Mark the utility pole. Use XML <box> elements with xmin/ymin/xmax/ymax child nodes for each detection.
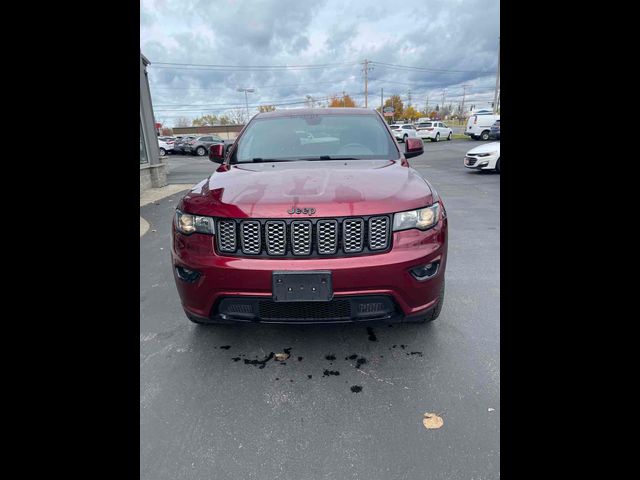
<box><xmin>407</xmin><ymin>89</ymin><xmax>412</xmax><ymax>109</ymax></box>
<box><xmin>425</xmin><ymin>95</ymin><xmax>429</xmax><ymax>115</ymax></box>
<box><xmin>493</xmin><ymin>38</ymin><xmax>500</xmax><ymax>114</ymax></box>
<box><xmin>342</xmin><ymin>90</ymin><xmax>346</xmax><ymax>107</ymax></box>
<box><xmin>237</xmin><ymin>87</ymin><xmax>255</xmax><ymax>120</ymax></box>
<box><xmin>362</xmin><ymin>59</ymin><xmax>373</xmax><ymax>108</ymax></box>
<box><xmin>461</xmin><ymin>84</ymin><xmax>471</xmax><ymax>116</ymax></box>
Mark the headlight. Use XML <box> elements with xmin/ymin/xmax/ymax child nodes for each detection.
<box><xmin>476</xmin><ymin>151</ymin><xmax>497</xmax><ymax>157</ymax></box>
<box><xmin>174</xmin><ymin>210</ymin><xmax>214</xmax><ymax>235</ymax></box>
<box><xmin>393</xmin><ymin>204</ymin><xmax>440</xmax><ymax>232</ymax></box>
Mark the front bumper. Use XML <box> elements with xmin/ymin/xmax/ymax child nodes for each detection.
<box><xmin>464</xmin><ymin>154</ymin><xmax>499</xmax><ymax>170</ymax></box>
<box><xmin>171</xmin><ymin>220</ymin><xmax>447</xmax><ymax>323</ymax></box>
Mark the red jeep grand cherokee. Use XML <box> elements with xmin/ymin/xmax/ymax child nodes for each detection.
<box><xmin>171</xmin><ymin>108</ymin><xmax>448</xmax><ymax>324</ymax></box>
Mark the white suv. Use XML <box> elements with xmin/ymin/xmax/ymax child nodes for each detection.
<box><xmin>417</xmin><ymin>121</ymin><xmax>453</xmax><ymax>142</ymax></box>
<box><xmin>388</xmin><ymin>123</ymin><xmax>418</xmax><ymax>142</ymax></box>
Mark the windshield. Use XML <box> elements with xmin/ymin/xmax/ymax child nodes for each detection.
<box><xmin>234</xmin><ymin>114</ymin><xmax>399</xmax><ymax>162</ymax></box>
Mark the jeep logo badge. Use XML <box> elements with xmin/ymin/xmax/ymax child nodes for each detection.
<box><xmin>288</xmin><ymin>207</ymin><xmax>316</xmax><ymax>215</ymax></box>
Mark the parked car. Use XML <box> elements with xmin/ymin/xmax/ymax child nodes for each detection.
<box><xmin>174</xmin><ymin>135</ymin><xmax>197</xmax><ymax>154</ymax></box>
<box><xmin>464</xmin><ymin>113</ymin><xmax>500</xmax><ymax>140</ymax></box>
<box><xmin>172</xmin><ymin>108</ymin><xmax>447</xmax><ymax>325</ymax></box>
<box><xmin>184</xmin><ymin>135</ymin><xmax>225</xmax><ymax>156</ymax></box>
<box><xmin>416</xmin><ymin>121</ymin><xmax>453</xmax><ymax>142</ymax></box>
<box><xmin>389</xmin><ymin>123</ymin><xmax>419</xmax><ymax>142</ymax></box>
<box><xmin>463</xmin><ymin>141</ymin><xmax>500</xmax><ymax>172</ymax></box>
<box><xmin>158</xmin><ymin>138</ymin><xmax>175</xmax><ymax>156</ymax></box>
<box><xmin>489</xmin><ymin>120</ymin><xmax>500</xmax><ymax>140</ymax></box>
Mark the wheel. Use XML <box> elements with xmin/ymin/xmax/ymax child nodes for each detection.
<box><xmin>403</xmin><ymin>134</ymin><xmax>408</xmax><ymax>143</ymax></box>
<box><xmin>404</xmin><ymin>282</ymin><xmax>445</xmax><ymax>323</ymax></box>
<box><xmin>480</xmin><ymin>130</ymin><xmax>490</xmax><ymax>141</ymax></box>
<box><xmin>434</xmin><ymin>133</ymin><xmax>440</xmax><ymax>142</ymax></box>
<box><xmin>495</xmin><ymin>158</ymin><xmax>500</xmax><ymax>173</ymax></box>
<box><xmin>159</xmin><ymin>147</ymin><xmax>166</xmax><ymax>156</ymax></box>
<box><xmin>196</xmin><ymin>146</ymin><xmax>206</xmax><ymax>156</ymax></box>
<box><xmin>447</xmin><ymin>132</ymin><xmax>452</xmax><ymax>141</ymax></box>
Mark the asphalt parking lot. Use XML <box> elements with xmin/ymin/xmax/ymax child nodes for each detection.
<box><xmin>141</xmin><ymin>139</ymin><xmax>500</xmax><ymax>479</ymax></box>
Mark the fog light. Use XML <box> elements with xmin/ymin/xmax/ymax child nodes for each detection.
<box><xmin>175</xmin><ymin>266</ymin><xmax>201</xmax><ymax>283</ymax></box>
<box><xmin>479</xmin><ymin>161</ymin><xmax>489</xmax><ymax>167</ymax></box>
<box><xmin>410</xmin><ymin>261</ymin><xmax>440</xmax><ymax>281</ymax></box>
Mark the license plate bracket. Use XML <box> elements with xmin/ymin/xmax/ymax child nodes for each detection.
<box><xmin>272</xmin><ymin>271</ymin><xmax>333</xmax><ymax>302</ymax></box>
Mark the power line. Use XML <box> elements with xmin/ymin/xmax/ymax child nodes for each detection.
<box><xmin>149</xmin><ymin>61</ymin><xmax>360</xmax><ymax>71</ymax></box>
<box><xmin>370</xmin><ymin>61</ymin><xmax>492</xmax><ymax>75</ymax></box>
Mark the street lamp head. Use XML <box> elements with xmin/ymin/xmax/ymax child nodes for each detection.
<box><xmin>246</xmin><ymin>88</ymin><xmax>255</xmax><ymax>93</ymax></box>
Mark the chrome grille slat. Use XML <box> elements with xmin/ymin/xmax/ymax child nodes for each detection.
<box><xmin>368</xmin><ymin>216</ymin><xmax>389</xmax><ymax>250</ymax></box>
<box><xmin>343</xmin><ymin>218</ymin><xmax>364</xmax><ymax>253</ymax></box>
<box><xmin>215</xmin><ymin>216</ymin><xmax>389</xmax><ymax>256</ymax></box>
<box><xmin>217</xmin><ymin>220</ymin><xmax>237</xmax><ymax>252</ymax></box>
<box><xmin>265</xmin><ymin>221</ymin><xmax>286</xmax><ymax>255</ymax></box>
<box><xmin>317</xmin><ymin>220</ymin><xmax>338</xmax><ymax>255</ymax></box>
<box><xmin>240</xmin><ymin>221</ymin><xmax>261</xmax><ymax>254</ymax></box>
<box><xmin>291</xmin><ymin>221</ymin><xmax>312</xmax><ymax>255</ymax></box>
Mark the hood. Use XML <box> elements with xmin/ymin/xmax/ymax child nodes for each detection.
<box><xmin>179</xmin><ymin>159</ymin><xmax>434</xmax><ymax>218</ymax></box>
<box><xmin>467</xmin><ymin>141</ymin><xmax>500</xmax><ymax>155</ymax></box>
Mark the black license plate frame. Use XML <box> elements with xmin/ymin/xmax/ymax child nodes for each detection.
<box><xmin>272</xmin><ymin>271</ymin><xmax>333</xmax><ymax>302</ymax></box>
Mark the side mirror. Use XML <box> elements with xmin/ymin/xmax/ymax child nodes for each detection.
<box><xmin>209</xmin><ymin>143</ymin><xmax>225</xmax><ymax>163</ymax></box>
<box><xmin>404</xmin><ymin>137</ymin><xmax>424</xmax><ymax>159</ymax></box>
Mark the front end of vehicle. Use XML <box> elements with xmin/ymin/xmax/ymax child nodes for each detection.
<box><xmin>171</xmin><ymin>202</ymin><xmax>447</xmax><ymax>324</ymax></box>
<box><xmin>464</xmin><ymin>149</ymin><xmax>499</xmax><ymax>170</ymax></box>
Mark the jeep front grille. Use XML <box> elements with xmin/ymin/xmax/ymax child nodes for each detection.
<box><xmin>215</xmin><ymin>216</ymin><xmax>391</xmax><ymax>257</ymax></box>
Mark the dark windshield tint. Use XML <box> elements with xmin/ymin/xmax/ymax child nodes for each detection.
<box><xmin>235</xmin><ymin>114</ymin><xmax>399</xmax><ymax>162</ymax></box>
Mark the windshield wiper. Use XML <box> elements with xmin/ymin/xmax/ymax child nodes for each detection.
<box><xmin>249</xmin><ymin>158</ymin><xmax>296</xmax><ymax>163</ymax></box>
<box><xmin>307</xmin><ymin>156</ymin><xmax>359</xmax><ymax>160</ymax></box>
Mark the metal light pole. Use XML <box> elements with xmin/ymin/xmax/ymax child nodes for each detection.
<box><xmin>493</xmin><ymin>38</ymin><xmax>500</xmax><ymax>114</ymax></box>
<box><xmin>237</xmin><ymin>87</ymin><xmax>255</xmax><ymax>120</ymax></box>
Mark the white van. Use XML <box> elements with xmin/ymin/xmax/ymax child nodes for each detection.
<box><xmin>465</xmin><ymin>113</ymin><xmax>500</xmax><ymax>140</ymax></box>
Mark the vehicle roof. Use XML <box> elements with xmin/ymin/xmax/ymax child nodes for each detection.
<box><xmin>254</xmin><ymin>107</ymin><xmax>379</xmax><ymax>118</ymax></box>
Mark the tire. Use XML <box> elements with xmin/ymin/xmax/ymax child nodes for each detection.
<box><xmin>480</xmin><ymin>130</ymin><xmax>490</xmax><ymax>141</ymax></box>
<box><xmin>495</xmin><ymin>158</ymin><xmax>500</xmax><ymax>173</ymax></box>
<box><xmin>196</xmin><ymin>146</ymin><xmax>206</xmax><ymax>156</ymax></box>
<box><xmin>403</xmin><ymin>134</ymin><xmax>408</xmax><ymax>143</ymax></box>
<box><xmin>404</xmin><ymin>281</ymin><xmax>445</xmax><ymax>324</ymax></box>
<box><xmin>159</xmin><ymin>148</ymin><xmax>166</xmax><ymax>156</ymax></box>
<box><xmin>434</xmin><ymin>133</ymin><xmax>440</xmax><ymax>142</ymax></box>
<box><xmin>447</xmin><ymin>132</ymin><xmax>452</xmax><ymax>141</ymax></box>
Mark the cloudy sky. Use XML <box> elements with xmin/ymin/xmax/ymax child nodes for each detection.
<box><xmin>141</xmin><ymin>0</ymin><xmax>500</xmax><ymax>127</ymax></box>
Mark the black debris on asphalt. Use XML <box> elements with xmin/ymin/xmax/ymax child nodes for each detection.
<box><xmin>219</xmin><ymin>345</ymin><xmax>231</xmax><ymax>350</ymax></box>
<box><xmin>231</xmin><ymin>357</ymin><xmax>241</xmax><ymax>362</ymax></box>
<box><xmin>307</xmin><ymin>375</ymin><xmax>312</xmax><ymax>379</ymax></box>
<box><xmin>325</xmin><ymin>354</ymin><xmax>336</xmax><ymax>361</ymax></box>
<box><xmin>366</xmin><ymin>327</ymin><xmax>378</xmax><ymax>342</ymax></box>
<box><xmin>346</xmin><ymin>354</ymin><xmax>358</xmax><ymax>360</ymax></box>
<box><xmin>355</xmin><ymin>357</ymin><xmax>367</xmax><ymax>369</ymax></box>
<box><xmin>243</xmin><ymin>352</ymin><xmax>275</xmax><ymax>369</ymax></box>
<box><xmin>323</xmin><ymin>370</ymin><xmax>340</xmax><ymax>377</ymax></box>
<box><xmin>350</xmin><ymin>386</ymin><xmax>363</xmax><ymax>393</ymax></box>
